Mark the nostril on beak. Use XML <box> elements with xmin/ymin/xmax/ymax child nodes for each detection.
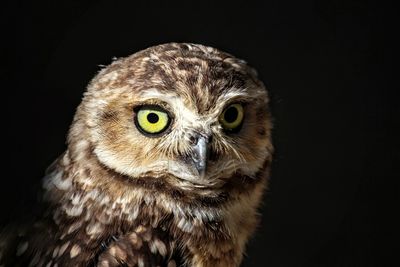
<box><xmin>189</xmin><ymin>135</ymin><xmax>197</xmax><ymax>145</ymax></box>
<box><xmin>189</xmin><ymin>132</ymin><xmax>212</xmax><ymax>144</ymax></box>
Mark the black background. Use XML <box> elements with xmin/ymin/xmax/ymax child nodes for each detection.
<box><xmin>1</xmin><ymin>0</ymin><xmax>397</xmax><ymax>266</ymax></box>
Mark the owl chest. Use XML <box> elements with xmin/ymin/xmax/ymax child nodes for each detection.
<box><xmin>59</xmin><ymin>195</ymin><xmax>218</xmax><ymax>240</ymax></box>
<box><xmin>55</xmin><ymin>192</ymin><xmax>237</xmax><ymax>266</ymax></box>
<box><xmin>57</xmin><ymin>191</ymin><xmax>156</xmax><ymax>239</ymax></box>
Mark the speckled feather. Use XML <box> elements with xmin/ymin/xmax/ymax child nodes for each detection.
<box><xmin>0</xmin><ymin>43</ymin><xmax>273</xmax><ymax>267</ymax></box>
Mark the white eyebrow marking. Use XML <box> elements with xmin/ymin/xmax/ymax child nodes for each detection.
<box><xmin>139</xmin><ymin>88</ymin><xmax>179</xmax><ymax>103</ymax></box>
<box><xmin>217</xmin><ymin>87</ymin><xmax>265</xmax><ymax>103</ymax></box>
<box><xmin>220</xmin><ymin>91</ymin><xmax>248</xmax><ymax>100</ymax></box>
<box><xmin>139</xmin><ymin>88</ymin><xmax>200</xmax><ymax>121</ymax></box>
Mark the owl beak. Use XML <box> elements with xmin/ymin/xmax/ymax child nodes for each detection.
<box><xmin>192</xmin><ymin>135</ymin><xmax>210</xmax><ymax>177</ymax></box>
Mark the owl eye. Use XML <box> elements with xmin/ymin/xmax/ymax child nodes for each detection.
<box><xmin>135</xmin><ymin>105</ymin><xmax>171</xmax><ymax>135</ymax></box>
<box><xmin>219</xmin><ymin>103</ymin><xmax>244</xmax><ymax>131</ymax></box>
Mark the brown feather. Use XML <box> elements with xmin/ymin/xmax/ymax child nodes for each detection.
<box><xmin>0</xmin><ymin>43</ymin><xmax>273</xmax><ymax>267</ymax></box>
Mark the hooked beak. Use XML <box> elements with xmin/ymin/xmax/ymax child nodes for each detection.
<box><xmin>191</xmin><ymin>134</ymin><xmax>210</xmax><ymax>178</ymax></box>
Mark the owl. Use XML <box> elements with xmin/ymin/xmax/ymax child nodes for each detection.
<box><xmin>0</xmin><ymin>43</ymin><xmax>273</xmax><ymax>267</ymax></box>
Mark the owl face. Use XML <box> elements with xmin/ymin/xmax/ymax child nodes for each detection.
<box><xmin>76</xmin><ymin>43</ymin><xmax>272</xmax><ymax>191</ymax></box>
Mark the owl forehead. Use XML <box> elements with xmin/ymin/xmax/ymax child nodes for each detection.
<box><xmin>91</xmin><ymin>43</ymin><xmax>266</xmax><ymax>112</ymax></box>
<box><xmin>136</xmin><ymin>89</ymin><xmax>223</xmax><ymax>125</ymax></box>
<box><xmin>134</xmin><ymin>54</ymin><xmax>253</xmax><ymax>112</ymax></box>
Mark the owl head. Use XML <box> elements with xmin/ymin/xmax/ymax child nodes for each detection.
<box><xmin>68</xmin><ymin>43</ymin><xmax>273</xmax><ymax>193</ymax></box>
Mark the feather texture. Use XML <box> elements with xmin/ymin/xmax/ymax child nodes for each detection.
<box><xmin>0</xmin><ymin>43</ymin><xmax>273</xmax><ymax>267</ymax></box>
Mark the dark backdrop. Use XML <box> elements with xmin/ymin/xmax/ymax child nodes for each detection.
<box><xmin>1</xmin><ymin>1</ymin><xmax>397</xmax><ymax>266</ymax></box>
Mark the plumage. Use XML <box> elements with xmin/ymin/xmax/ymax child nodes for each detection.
<box><xmin>0</xmin><ymin>43</ymin><xmax>273</xmax><ymax>267</ymax></box>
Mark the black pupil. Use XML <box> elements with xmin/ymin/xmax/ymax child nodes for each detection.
<box><xmin>147</xmin><ymin>113</ymin><xmax>159</xmax><ymax>123</ymax></box>
<box><xmin>224</xmin><ymin>106</ymin><xmax>238</xmax><ymax>123</ymax></box>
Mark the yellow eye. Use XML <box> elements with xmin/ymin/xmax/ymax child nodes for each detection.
<box><xmin>135</xmin><ymin>106</ymin><xmax>171</xmax><ymax>135</ymax></box>
<box><xmin>219</xmin><ymin>103</ymin><xmax>244</xmax><ymax>131</ymax></box>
